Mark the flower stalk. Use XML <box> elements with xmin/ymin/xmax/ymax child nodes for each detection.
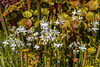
<box><xmin>24</xmin><ymin>53</ymin><xmax>28</xmax><ymax>67</ymax></box>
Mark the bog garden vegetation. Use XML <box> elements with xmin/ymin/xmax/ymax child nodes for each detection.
<box><xmin>0</xmin><ymin>0</ymin><xmax>100</xmax><ymax>67</ymax></box>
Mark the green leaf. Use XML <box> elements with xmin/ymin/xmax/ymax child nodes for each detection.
<box><xmin>41</xmin><ymin>8</ymin><xmax>50</xmax><ymax>15</ymax></box>
<box><xmin>88</xmin><ymin>47</ymin><xmax>96</xmax><ymax>55</ymax></box>
<box><xmin>86</xmin><ymin>11</ymin><xmax>94</xmax><ymax>21</ymax></box>
<box><xmin>22</xmin><ymin>11</ymin><xmax>32</xmax><ymax>18</ymax></box>
<box><xmin>89</xmin><ymin>1</ymin><xmax>99</xmax><ymax>10</ymax></box>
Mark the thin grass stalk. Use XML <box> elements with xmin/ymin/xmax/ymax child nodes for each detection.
<box><xmin>57</xmin><ymin>49</ymin><xmax>60</xmax><ymax>67</ymax></box>
<box><xmin>37</xmin><ymin>0</ymin><xmax>41</xmax><ymax>20</ymax></box>
<box><xmin>62</xmin><ymin>29</ymin><xmax>66</xmax><ymax>66</ymax></box>
<box><xmin>24</xmin><ymin>53</ymin><xmax>28</xmax><ymax>67</ymax></box>
<box><xmin>0</xmin><ymin>50</ymin><xmax>5</xmax><ymax>67</ymax></box>
<box><xmin>44</xmin><ymin>44</ymin><xmax>47</xmax><ymax>66</ymax></box>
<box><xmin>48</xmin><ymin>42</ymin><xmax>51</xmax><ymax>67</ymax></box>
<box><xmin>79</xmin><ymin>50</ymin><xmax>83</xmax><ymax>66</ymax></box>
<box><xmin>35</xmin><ymin>61</ymin><xmax>37</xmax><ymax>67</ymax></box>
<box><xmin>15</xmin><ymin>51</ymin><xmax>18</xmax><ymax>66</ymax></box>
<box><xmin>0</xmin><ymin>3</ymin><xmax>8</xmax><ymax>36</ymax></box>
<box><xmin>96</xmin><ymin>45</ymin><xmax>100</xmax><ymax>59</ymax></box>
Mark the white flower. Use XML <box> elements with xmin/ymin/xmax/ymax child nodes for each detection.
<box><xmin>54</xmin><ymin>30</ymin><xmax>60</xmax><ymax>35</ymax></box>
<box><xmin>54</xmin><ymin>43</ymin><xmax>63</xmax><ymax>48</ymax></box>
<box><xmin>40</xmin><ymin>22</ymin><xmax>48</xmax><ymax>27</ymax></box>
<box><xmin>91</xmin><ymin>28</ymin><xmax>99</xmax><ymax>33</ymax></box>
<box><xmin>54</xmin><ymin>19</ymin><xmax>59</xmax><ymax>25</ymax></box>
<box><xmin>26</xmin><ymin>43</ymin><xmax>31</xmax><ymax>46</ymax></box>
<box><xmin>59</xmin><ymin>18</ymin><xmax>65</xmax><ymax>24</ymax></box>
<box><xmin>34</xmin><ymin>45</ymin><xmax>40</xmax><ymax>50</ymax></box>
<box><xmin>91</xmin><ymin>20</ymin><xmax>99</xmax><ymax>27</ymax></box>
<box><xmin>69</xmin><ymin>43</ymin><xmax>73</xmax><ymax>48</ymax></box>
<box><xmin>69</xmin><ymin>42</ymin><xmax>77</xmax><ymax>48</ymax></box>
<box><xmin>26</xmin><ymin>36</ymin><xmax>33</xmax><ymax>41</ymax></box>
<box><xmin>77</xmin><ymin>10</ymin><xmax>81</xmax><ymax>12</ymax></box>
<box><xmin>79</xmin><ymin>15</ymin><xmax>83</xmax><ymax>20</ymax></box>
<box><xmin>15</xmin><ymin>26</ymin><xmax>27</xmax><ymax>35</ymax></box>
<box><xmin>2</xmin><ymin>40</ymin><xmax>9</xmax><ymax>46</ymax></box>
<box><xmin>10</xmin><ymin>43</ymin><xmax>16</xmax><ymax>47</ymax></box>
<box><xmin>51</xmin><ymin>37</ymin><xmax>56</xmax><ymax>41</ymax></box>
<box><xmin>79</xmin><ymin>43</ymin><xmax>86</xmax><ymax>52</ymax></box>
<box><xmin>77</xmin><ymin>10</ymin><xmax>82</xmax><ymax>15</ymax></box>
<box><xmin>12</xmin><ymin>47</ymin><xmax>15</xmax><ymax>51</ymax></box>
<box><xmin>33</xmin><ymin>32</ymin><xmax>38</xmax><ymax>36</ymax></box>
<box><xmin>88</xmin><ymin>28</ymin><xmax>92</xmax><ymax>32</ymax></box>
<box><xmin>62</xmin><ymin>34</ymin><xmax>66</xmax><ymax>38</ymax></box>
<box><xmin>74</xmin><ymin>42</ymin><xmax>77</xmax><ymax>47</ymax></box>
<box><xmin>10</xmin><ymin>26</ymin><xmax>16</xmax><ymax>31</ymax></box>
<box><xmin>72</xmin><ymin>9</ymin><xmax>77</xmax><ymax>16</ymax></box>
<box><xmin>28</xmin><ymin>27</ymin><xmax>35</xmax><ymax>33</ymax></box>
<box><xmin>71</xmin><ymin>17</ymin><xmax>76</xmax><ymax>21</ymax></box>
<box><xmin>73</xmin><ymin>50</ymin><xmax>80</xmax><ymax>53</ymax></box>
<box><xmin>20</xmin><ymin>42</ymin><xmax>25</xmax><ymax>46</ymax></box>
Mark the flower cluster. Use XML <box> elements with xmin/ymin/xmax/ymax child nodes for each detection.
<box><xmin>71</xmin><ymin>9</ymin><xmax>83</xmax><ymax>22</ymax></box>
<box><xmin>2</xmin><ymin>37</ymin><xmax>25</xmax><ymax>51</ymax></box>
<box><xmin>69</xmin><ymin>41</ymin><xmax>86</xmax><ymax>52</ymax></box>
<box><xmin>54</xmin><ymin>43</ymin><xmax>63</xmax><ymax>48</ymax></box>
<box><xmin>15</xmin><ymin>26</ymin><xmax>27</xmax><ymax>36</ymax></box>
<box><xmin>89</xmin><ymin>20</ymin><xmax>99</xmax><ymax>33</ymax></box>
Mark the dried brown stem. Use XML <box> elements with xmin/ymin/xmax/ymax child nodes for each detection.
<box><xmin>50</xmin><ymin>5</ymin><xmax>53</xmax><ymax>20</ymax></box>
<box><xmin>82</xmin><ymin>49</ymin><xmax>87</xmax><ymax>67</ymax></box>
<box><xmin>37</xmin><ymin>0</ymin><xmax>41</xmax><ymax>20</ymax></box>
<box><xmin>58</xmin><ymin>3</ymin><xmax>62</xmax><ymax>15</ymax></box>
<box><xmin>21</xmin><ymin>47</ymin><xmax>23</xmax><ymax>67</ymax></box>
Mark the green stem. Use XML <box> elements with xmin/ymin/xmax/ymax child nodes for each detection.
<box><xmin>24</xmin><ymin>53</ymin><xmax>28</xmax><ymax>67</ymax></box>
<box><xmin>0</xmin><ymin>3</ymin><xmax>8</xmax><ymax>36</ymax></box>
<box><xmin>44</xmin><ymin>44</ymin><xmax>47</xmax><ymax>66</ymax></box>
<box><xmin>57</xmin><ymin>49</ymin><xmax>60</xmax><ymax>67</ymax></box>
<box><xmin>96</xmin><ymin>45</ymin><xmax>100</xmax><ymax>59</ymax></box>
